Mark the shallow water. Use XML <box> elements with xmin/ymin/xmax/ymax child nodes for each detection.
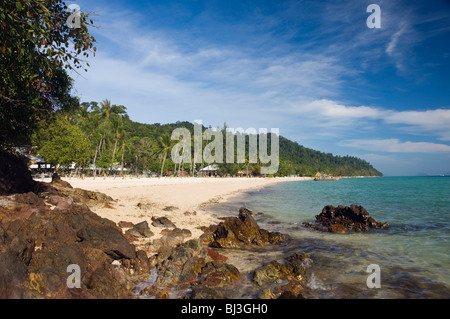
<box><xmin>205</xmin><ymin>176</ymin><xmax>450</xmax><ymax>298</ymax></box>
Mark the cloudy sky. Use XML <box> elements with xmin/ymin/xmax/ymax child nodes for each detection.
<box><xmin>71</xmin><ymin>0</ymin><xmax>450</xmax><ymax>176</ymax></box>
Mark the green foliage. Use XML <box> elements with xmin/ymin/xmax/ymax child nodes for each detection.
<box><xmin>31</xmin><ymin>101</ymin><xmax>382</xmax><ymax>177</ymax></box>
<box><xmin>278</xmin><ymin>136</ymin><xmax>383</xmax><ymax>176</ymax></box>
<box><xmin>32</xmin><ymin>114</ymin><xmax>90</xmax><ymax>167</ymax></box>
<box><xmin>0</xmin><ymin>0</ymin><xmax>96</xmax><ymax>147</ymax></box>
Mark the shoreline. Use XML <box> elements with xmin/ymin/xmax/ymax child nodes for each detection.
<box><xmin>57</xmin><ymin>176</ymin><xmax>312</xmax><ymax>243</ymax></box>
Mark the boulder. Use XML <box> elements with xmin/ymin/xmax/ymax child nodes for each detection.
<box><xmin>118</xmin><ymin>221</ymin><xmax>134</xmax><ymax>228</ymax></box>
<box><xmin>155</xmin><ymin>239</ymin><xmax>206</xmax><ymax>287</ymax></box>
<box><xmin>189</xmin><ymin>285</ymin><xmax>224</xmax><ymax>299</ymax></box>
<box><xmin>253</xmin><ymin>252</ymin><xmax>311</xmax><ymax>287</ymax></box>
<box><xmin>303</xmin><ymin>205</ymin><xmax>389</xmax><ymax>233</ymax></box>
<box><xmin>197</xmin><ymin>261</ymin><xmax>240</xmax><ymax>288</ymax></box>
<box><xmin>151</xmin><ymin>216</ymin><xmax>176</xmax><ymax>228</ymax></box>
<box><xmin>0</xmin><ymin>189</ymin><xmax>152</xmax><ymax>298</ymax></box>
<box><xmin>160</xmin><ymin>227</ymin><xmax>192</xmax><ymax>239</ymax></box>
<box><xmin>125</xmin><ymin>221</ymin><xmax>154</xmax><ymax>238</ymax></box>
<box><xmin>51</xmin><ymin>173</ymin><xmax>73</xmax><ymax>189</ymax></box>
<box><xmin>203</xmin><ymin>208</ymin><xmax>288</xmax><ymax>248</ymax></box>
<box><xmin>0</xmin><ymin>151</ymin><xmax>36</xmax><ymax>195</ymax></box>
<box><xmin>179</xmin><ymin>257</ymin><xmax>207</xmax><ymax>284</ymax></box>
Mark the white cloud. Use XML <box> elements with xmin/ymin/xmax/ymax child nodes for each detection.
<box><xmin>339</xmin><ymin>139</ymin><xmax>450</xmax><ymax>153</ymax></box>
<box><xmin>386</xmin><ymin>26</ymin><xmax>407</xmax><ymax>56</ymax></box>
<box><xmin>288</xmin><ymin>99</ymin><xmax>450</xmax><ymax>141</ymax></box>
<box><xmin>72</xmin><ymin>8</ymin><xmax>354</xmax><ymax>130</ymax></box>
<box><xmin>299</xmin><ymin>99</ymin><xmax>383</xmax><ymax>120</ymax></box>
<box><xmin>384</xmin><ymin>109</ymin><xmax>450</xmax><ymax>141</ymax></box>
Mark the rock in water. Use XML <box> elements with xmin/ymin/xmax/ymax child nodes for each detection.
<box><xmin>303</xmin><ymin>205</ymin><xmax>388</xmax><ymax>233</ymax></box>
<box><xmin>253</xmin><ymin>252</ymin><xmax>311</xmax><ymax>287</ymax></box>
<box><xmin>202</xmin><ymin>208</ymin><xmax>288</xmax><ymax>248</ymax></box>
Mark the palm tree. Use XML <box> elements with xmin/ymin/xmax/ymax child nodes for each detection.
<box><xmin>119</xmin><ymin>140</ymin><xmax>130</xmax><ymax>178</ymax></box>
<box><xmin>99</xmin><ymin>99</ymin><xmax>111</xmax><ymax>119</ymax></box>
<box><xmin>110</xmin><ymin>104</ymin><xmax>127</xmax><ymax>116</ymax></box>
<box><xmin>109</xmin><ymin>113</ymin><xmax>123</xmax><ymax>165</ymax></box>
<box><xmin>157</xmin><ymin>133</ymin><xmax>173</xmax><ymax>177</ymax></box>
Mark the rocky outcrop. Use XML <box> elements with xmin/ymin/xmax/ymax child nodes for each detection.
<box><xmin>252</xmin><ymin>252</ymin><xmax>311</xmax><ymax>299</ymax></box>
<box><xmin>138</xmin><ymin>238</ymin><xmax>240</xmax><ymax>298</ymax></box>
<box><xmin>0</xmin><ymin>182</ymin><xmax>151</xmax><ymax>299</ymax></box>
<box><xmin>159</xmin><ymin>241</ymin><xmax>238</xmax><ymax>287</ymax></box>
<box><xmin>253</xmin><ymin>252</ymin><xmax>311</xmax><ymax>287</ymax></box>
<box><xmin>0</xmin><ymin>150</ymin><xmax>36</xmax><ymax>195</ymax></box>
<box><xmin>303</xmin><ymin>205</ymin><xmax>389</xmax><ymax>233</ymax></box>
<box><xmin>200</xmin><ymin>207</ymin><xmax>288</xmax><ymax>248</ymax></box>
<box><xmin>138</xmin><ymin>207</ymin><xmax>311</xmax><ymax>299</ymax></box>
<box><xmin>125</xmin><ymin>221</ymin><xmax>154</xmax><ymax>238</ymax></box>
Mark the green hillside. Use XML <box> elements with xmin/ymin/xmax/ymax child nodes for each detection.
<box><xmin>30</xmin><ymin>101</ymin><xmax>383</xmax><ymax>177</ymax></box>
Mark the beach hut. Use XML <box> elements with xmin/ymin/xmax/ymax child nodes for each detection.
<box><xmin>199</xmin><ymin>164</ymin><xmax>219</xmax><ymax>177</ymax></box>
<box><xmin>237</xmin><ymin>170</ymin><xmax>253</xmax><ymax>177</ymax></box>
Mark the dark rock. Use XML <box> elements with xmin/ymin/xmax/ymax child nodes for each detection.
<box><xmin>205</xmin><ymin>207</ymin><xmax>288</xmax><ymax>248</ymax></box>
<box><xmin>13</xmin><ymin>192</ymin><xmax>45</xmax><ymax>207</ymax></box>
<box><xmin>130</xmin><ymin>250</ymin><xmax>151</xmax><ymax>275</ymax></box>
<box><xmin>277</xmin><ymin>289</ymin><xmax>305</xmax><ymax>299</ymax></box>
<box><xmin>0</xmin><ymin>192</ymin><xmax>141</xmax><ymax>298</ymax></box>
<box><xmin>155</xmin><ymin>239</ymin><xmax>206</xmax><ymax>287</ymax></box>
<box><xmin>268</xmin><ymin>231</ymin><xmax>287</xmax><ymax>245</ymax></box>
<box><xmin>198</xmin><ymin>261</ymin><xmax>240</xmax><ymax>288</ymax></box>
<box><xmin>0</xmin><ymin>152</ymin><xmax>146</xmax><ymax>298</ymax></box>
<box><xmin>253</xmin><ymin>252</ymin><xmax>311</xmax><ymax>287</ymax></box>
<box><xmin>155</xmin><ymin>289</ymin><xmax>169</xmax><ymax>299</ymax></box>
<box><xmin>179</xmin><ymin>257</ymin><xmax>207</xmax><ymax>284</ymax></box>
<box><xmin>162</xmin><ymin>206</ymin><xmax>178</xmax><ymax>211</ymax></box>
<box><xmin>206</xmin><ymin>248</ymin><xmax>228</xmax><ymax>262</ymax></box>
<box><xmin>48</xmin><ymin>181</ymin><xmax>114</xmax><ymax>208</ymax></box>
<box><xmin>0</xmin><ymin>151</ymin><xmax>36</xmax><ymax>195</ymax></box>
<box><xmin>150</xmin><ymin>228</ymin><xmax>193</xmax><ymax>253</ymax></box>
<box><xmin>136</xmin><ymin>202</ymin><xmax>151</xmax><ymax>211</ymax></box>
<box><xmin>51</xmin><ymin>173</ymin><xmax>73</xmax><ymax>189</ymax></box>
<box><xmin>0</xmin><ymin>250</ymin><xmax>29</xmax><ymax>298</ymax></box>
<box><xmin>46</xmin><ymin>194</ymin><xmax>73</xmax><ymax>210</ymax></box>
<box><xmin>160</xmin><ymin>227</ymin><xmax>191</xmax><ymax>239</ymax></box>
<box><xmin>151</xmin><ymin>216</ymin><xmax>176</xmax><ymax>228</ymax></box>
<box><xmin>304</xmin><ymin>205</ymin><xmax>389</xmax><ymax>233</ymax></box>
<box><xmin>253</xmin><ymin>260</ymin><xmax>290</xmax><ymax>287</ymax></box>
<box><xmin>125</xmin><ymin>221</ymin><xmax>153</xmax><ymax>238</ymax></box>
<box><xmin>238</xmin><ymin>207</ymin><xmax>253</xmax><ymax>215</ymax></box>
<box><xmin>118</xmin><ymin>221</ymin><xmax>134</xmax><ymax>228</ymax></box>
<box><xmin>189</xmin><ymin>285</ymin><xmax>224</xmax><ymax>299</ymax></box>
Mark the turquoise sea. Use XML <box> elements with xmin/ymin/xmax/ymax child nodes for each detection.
<box><xmin>208</xmin><ymin>176</ymin><xmax>450</xmax><ymax>298</ymax></box>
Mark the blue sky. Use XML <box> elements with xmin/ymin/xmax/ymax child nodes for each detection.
<box><xmin>71</xmin><ymin>0</ymin><xmax>450</xmax><ymax>176</ymax></box>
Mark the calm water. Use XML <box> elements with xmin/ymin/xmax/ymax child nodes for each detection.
<box><xmin>208</xmin><ymin>176</ymin><xmax>450</xmax><ymax>298</ymax></box>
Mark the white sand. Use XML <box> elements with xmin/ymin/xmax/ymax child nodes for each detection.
<box><xmin>59</xmin><ymin>176</ymin><xmax>311</xmax><ymax>241</ymax></box>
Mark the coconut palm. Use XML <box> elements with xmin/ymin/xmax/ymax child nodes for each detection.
<box><xmin>157</xmin><ymin>133</ymin><xmax>174</xmax><ymax>177</ymax></box>
<box><xmin>99</xmin><ymin>99</ymin><xmax>111</xmax><ymax>119</ymax></box>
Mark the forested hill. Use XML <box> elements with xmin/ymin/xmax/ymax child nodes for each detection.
<box><xmin>127</xmin><ymin>121</ymin><xmax>383</xmax><ymax>177</ymax></box>
<box><xmin>147</xmin><ymin>122</ymin><xmax>383</xmax><ymax>177</ymax></box>
<box><xmin>31</xmin><ymin>101</ymin><xmax>383</xmax><ymax>177</ymax></box>
<box><xmin>278</xmin><ymin>136</ymin><xmax>383</xmax><ymax>177</ymax></box>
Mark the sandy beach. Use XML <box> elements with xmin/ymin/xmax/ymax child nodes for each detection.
<box><xmin>56</xmin><ymin>176</ymin><xmax>311</xmax><ymax>241</ymax></box>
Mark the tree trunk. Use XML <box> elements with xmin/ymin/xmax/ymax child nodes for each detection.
<box><xmin>178</xmin><ymin>157</ymin><xmax>183</xmax><ymax>176</ymax></box>
<box><xmin>93</xmin><ymin>136</ymin><xmax>103</xmax><ymax>179</ymax></box>
<box><xmin>111</xmin><ymin>133</ymin><xmax>119</xmax><ymax>176</ymax></box>
<box><xmin>160</xmin><ymin>151</ymin><xmax>167</xmax><ymax>177</ymax></box>
<box><xmin>121</xmin><ymin>145</ymin><xmax>125</xmax><ymax>179</ymax></box>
